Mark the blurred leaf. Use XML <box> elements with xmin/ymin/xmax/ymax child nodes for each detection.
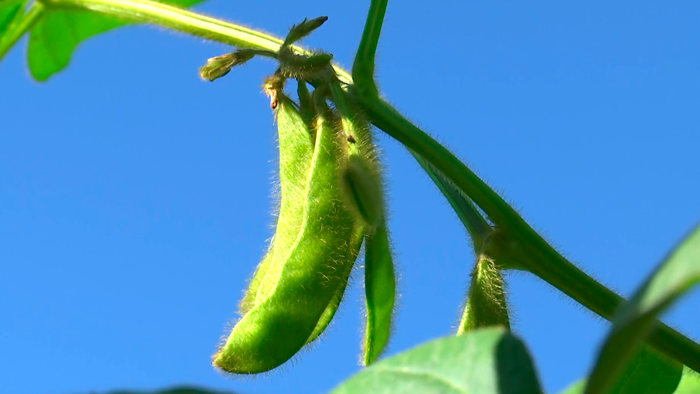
<box><xmin>585</xmin><ymin>222</ymin><xmax>700</xmax><ymax>394</ymax></box>
<box><xmin>605</xmin><ymin>347</ymin><xmax>682</xmax><ymax>394</ymax></box>
<box><xmin>673</xmin><ymin>367</ymin><xmax>700</xmax><ymax>394</ymax></box>
<box><xmin>27</xmin><ymin>0</ymin><xmax>205</xmax><ymax>81</ymax></box>
<box><xmin>558</xmin><ymin>347</ymin><xmax>682</xmax><ymax>394</ymax></box>
<box><xmin>109</xmin><ymin>387</ymin><xmax>239</xmax><ymax>394</ymax></box>
<box><xmin>558</xmin><ymin>380</ymin><xmax>585</xmax><ymax>394</ymax></box>
<box><xmin>330</xmin><ymin>327</ymin><xmax>541</xmax><ymax>394</ymax></box>
<box><xmin>0</xmin><ymin>0</ymin><xmax>23</xmax><ymax>38</ymax></box>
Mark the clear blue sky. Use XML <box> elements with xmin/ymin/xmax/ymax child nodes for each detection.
<box><xmin>2</xmin><ymin>1</ymin><xmax>699</xmax><ymax>394</ymax></box>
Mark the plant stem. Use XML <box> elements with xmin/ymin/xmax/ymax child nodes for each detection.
<box><xmin>39</xmin><ymin>0</ymin><xmax>353</xmax><ymax>83</ymax></box>
<box><xmin>518</xmin><ymin>237</ymin><xmax>700</xmax><ymax>375</ymax></box>
<box><xmin>352</xmin><ymin>0</ymin><xmax>386</xmax><ymax>96</ymax></box>
<box><xmin>0</xmin><ymin>1</ymin><xmax>46</xmax><ymax>62</ymax></box>
<box><xmin>411</xmin><ymin>150</ymin><xmax>491</xmax><ymax>253</ymax></box>
<box><xmin>356</xmin><ymin>92</ymin><xmax>700</xmax><ymax>373</ymax></box>
<box><xmin>349</xmin><ymin>0</ymin><xmax>700</xmax><ymax>372</ymax></box>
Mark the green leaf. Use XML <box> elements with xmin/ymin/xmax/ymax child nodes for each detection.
<box><xmin>0</xmin><ymin>0</ymin><xmax>22</xmax><ymax>36</ymax></box>
<box><xmin>674</xmin><ymin>367</ymin><xmax>700</xmax><ymax>394</ymax></box>
<box><xmin>330</xmin><ymin>328</ymin><xmax>541</xmax><ymax>394</ymax></box>
<box><xmin>584</xmin><ymin>222</ymin><xmax>700</xmax><ymax>394</ymax></box>
<box><xmin>558</xmin><ymin>380</ymin><xmax>586</xmax><ymax>394</ymax></box>
<box><xmin>605</xmin><ymin>347</ymin><xmax>682</xmax><ymax>394</ymax></box>
<box><xmin>559</xmin><ymin>347</ymin><xmax>681</xmax><ymax>394</ymax></box>
<box><xmin>0</xmin><ymin>0</ymin><xmax>24</xmax><ymax>54</ymax></box>
<box><xmin>27</xmin><ymin>0</ymin><xmax>205</xmax><ymax>81</ymax></box>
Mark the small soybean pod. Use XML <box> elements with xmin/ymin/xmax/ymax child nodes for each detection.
<box><xmin>304</xmin><ymin>89</ymin><xmax>365</xmax><ymax>345</ymax></box>
<box><xmin>362</xmin><ymin>222</ymin><xmax>395</xmax><ymax>365</ymax></box>
<box><xmin>212</xmin><ymin>92</ymin><xmax>359</xmax><ymax>374</ymax></box>
<box><xmin>238</xmin><ymin>93</ymin><xmax>315</xmax><ymax>315</ymax></box>
<box><xmin>328</xmin><ymin>81</ymin><xmax>396</xmax><ymax>365</ymax></box>
<box><xmin>329</xmin><ymin>82</ymin><xmax>384</xmax><ymax>231</ymax></box>
<box><xmin>458</xmin><ymin>232</ymin><xmax>511</xmax><ymax>334</ymax></box>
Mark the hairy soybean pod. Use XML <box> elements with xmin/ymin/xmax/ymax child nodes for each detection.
<box><xmin>458</xmin><ymin>252</ymin><xmax>510</xmax><ymax>334</ymax></box>
<box><xmin>238</xmin><ymin>94</ymin><xmax>314</xmax><ymax>314</ymax></box>
<box><xmin>304</xmin><ymin>102</ymin><xmax>366</xmax><ymax>345</ymax></box>
<box><xmin>213</xmin><ymin>96</ymin><xmax>359</xmax><ymax>374</ymax></box>
<box><xmin>306</xmin><ymin>223</ymin><xmax>365</xmax><ymax>344</ymax></box>
<box><xmin>327</xmin><ymin>82</ymin><xmax>396</xmax><ymax>365</ymax></box>
<box><xmin>362</xmin><ymin>222</ymin><xmax>395</xmax><ymax>365</ymax></box>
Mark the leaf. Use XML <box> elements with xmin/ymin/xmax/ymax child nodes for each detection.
<box><xmin>0</xmin><ymin>0</ymin><xmax>21</xmax><ymax>32</ymax></box>
<box><xmin>605</xmin><ymin>347</ymin><xmax>682</xmax><ymax>394</ymax></box>
<box><xmin>584</xmin><ymin>222</ymin><xmax>700</xmax><ymax>394</ymax></box>
<box><xmin>0</xmin><ymin>0</ymin><xmax>23</xmax><ymax>46</ymax></box>
<box><xmin>558</xmin><ymin>347</ymin><xmax>681</xmax><ymax>394</ymax></box>
<box><xmin>673</xmin><ymin>367</ymin><xmax>700</xmax><ymax>394</ymax></box>
<box><xmin>26</xmin><ymin>0</ymin><xmax>205</xmax><ymax>81</ymax></box>
<box><xmin>329</xmin><ymin>327</ymin><xmax>541</xmax><ymax>394</ymax></box>
<box><xmin>558</xmin><ymin>380</ymin><xmax>586</xmax><ymax>394</ymax></box>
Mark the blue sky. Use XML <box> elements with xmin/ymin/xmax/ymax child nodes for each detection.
<box><xmin>2</xmin><ymin>1</ymin><xmax>699</xmax><ymax>394</ymax></box>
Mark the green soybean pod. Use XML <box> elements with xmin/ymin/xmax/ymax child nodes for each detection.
<box><xmin>328</xmin><ymin>82</ymin><xmax>396</xmax><ymax>364</ymax></box>
<box><xmin>304</xmin><ymin>106</ymin><xmax>367</xmax><ymax>345</ymax></box>
<box><xmin>348</xmin><ymin>138</ymin><xmax>396</xmax><ymax>365</ymax></box>
<box><xmin>328</xmin><ymin>82</ymin><xmax>385</xmax><ymax>231</ymax></box>
<box><xmin>238</xmin><ymin>93</ymin><xmax>314</xmax><ymax>314</ymax></box>
<box><xmin>458</xmin><ymin>234</ymin><xmax>511</xmax><ymax>334</ymax></box>
<box><xmin>306</xmin><ymin>223</ymin><xmax>365</xmax><ymax>344</ymax></box>
<box><xmin>362</xmin><ymin>222</ymin><xmax>395</xmax><ymax>365</ymax></box>
<box><xmin>342</xmin><ymin>118</ymin><xmax>395</xmax><ymax>365</ymax></box>
<box><xmin>212</xmin><ymin>94</ymin><xmax>359</xmax><ymax>374</ymax></box>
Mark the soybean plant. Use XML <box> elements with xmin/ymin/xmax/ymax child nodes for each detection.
<box><xmin>2</xmin><ymin>0</ymin><xmax>700</xmax><ymax>393</ymax></box>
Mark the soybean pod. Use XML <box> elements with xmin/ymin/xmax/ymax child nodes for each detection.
<box><xmin>304</xmin><ymin>86</ymin><xmax>366</xmax><ymax>344</ymax></box>
<box><xmin>329</xmin><ymin>81</ymin><xmax>397</xmax><ymax>365</ymax></box>
<box><xmin>238</xmin><ymin>93</ymin><xmax>315</xmax><ymax>315</ymax></box>
<box><xmin>213</xmin><ymin>89</ymin><xmax>360</xmax><ymax>374</ymax></box>
<box><xmin>458</xmin><ymin>232</ymin><xmax>511</xmax><ymax>333</ymax></box>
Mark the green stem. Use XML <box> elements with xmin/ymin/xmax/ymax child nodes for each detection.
<box><xmin>0</xmin><ymin>1</ymin><xmax>46</xmax><ymax>62</ymax></box>
<box><xmin>411</xmin><ymin>150</ymin><xmax>491</xmax><ymax>253</ymax></box>
<box><xmin>348</xmin><ymin>0</ymin><xmax>700</xmax><ymax>371</ymax></box>
<box><xmin>352</xmin><ymin>0</ymin><xmax>386</xmax><ymax>96</ymax></box>
<box><xmin>358</xmin><ymin>94</ymin><xmax>523</xmax><ymax>229</ymax></box>
<box><xmin>40</xmin><ymin>0</ymin><xmax>353</xmax><ymax>83</ymax></box>
<box><xmin>518</xmin><ymin>237</ymin><xmax>700</xmax><ymax>375</ymax></box>
<box><xmin>355</xmin><ymin>92</ymin><xmax>700</xmax><ymax>373</ymax></box>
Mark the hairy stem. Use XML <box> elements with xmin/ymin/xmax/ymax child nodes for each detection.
<box><xmin>349</xmin><ymin>0</ymin><xmax>700</xmax><ymax>373</ymax></box>
<box><xmin>39</xmin><ymin>0</ymin><xmax>352</xmax><ymax>83</ymax></box>
<box><xmin>411</xmin><ymin>150</ymin><xmax>491</xmax><ymax>253</ymax></box>
<box><xmin>355</xmin><ymin>92</ymin><xmax>700</xmax><ymax>373</ymax></box>
<box><xmin>352</xmin><ymin>0</ymin><xmax>386</xmax><ymax>97</ymax></box>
